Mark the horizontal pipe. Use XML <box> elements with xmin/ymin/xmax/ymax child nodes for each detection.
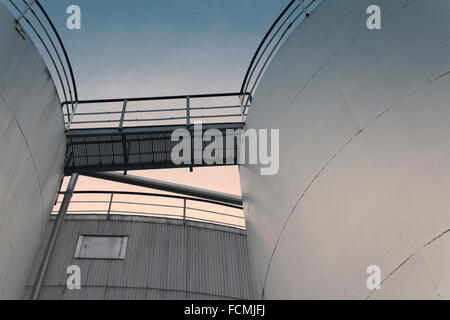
<box><xmin>68</xmin><ymin>190</ymin><xmax>243</xmax><ymax>210</ymax></box>
<box><xmin>69</xmin><ymin>113</ymin><xmax>243</xmax><ymax>125</ymax></box>
<box><xmin>83</xmin><ymin>172</ymin><xmax>243</xmax><ymax>206</ymax></box>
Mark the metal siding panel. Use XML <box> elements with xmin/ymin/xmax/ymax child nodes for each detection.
<box><xmin>22</xmin><ymin>286</ymin><xmax>32</xmax><ymax>300</ymax></box>
<box><xmin>105</xmin><ymin>287</ymin><xmax>147</xmax><ymax>300</ymax></box>
<box><xmin>63</xmin><ymin>286</ymin><xmax>105</xmax><ymax>300</ymax></box>
<box><xmin>39</xmin><ymin>286</ymin><xmax>65</xmax><ymax>300</ymax></box>
<box><xmin>26</xmin><ymin>216</ymin><xmax>252</xmax><ymax>300</ymax></box>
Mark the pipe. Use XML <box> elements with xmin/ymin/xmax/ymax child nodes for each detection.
<box><xmin>83</xmin><ymin>172</ymin><xmax>242</xmax><ymax>206</ymax></box>
<box><xmin>30</xmin><ymin>173</ymin><xmax>79</xmax><ymax>300</ymax></box>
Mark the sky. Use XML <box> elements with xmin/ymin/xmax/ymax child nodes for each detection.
<box><xmin>42</xmin><ymin>0</ymin><xmax>288</xmax><ymax>98</ymax></box>
<box><xmin>16</xmin><ymin>0</ymin><xmax>288</xmax><ymax>200</ymax></box>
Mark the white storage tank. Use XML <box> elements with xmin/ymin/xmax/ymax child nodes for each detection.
<box><xmin>0</xmin><ymin>3</ymin><xmax>66</xmax><ymax>299</ymax></box>
<box><xmin>240</xmin><ymin>0</ymin><xmax>450</xmax><ymax>299</ymax></box>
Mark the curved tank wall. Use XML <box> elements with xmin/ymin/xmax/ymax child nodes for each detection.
<box><xmin>240</xmin><ymin>0</ymin><xmax>450</xmax><ymax>299</ymax></box>
<box><xmin>0</xmin><ymin>4</ymin><xmax>66</xmax><ymax>299</ymax></box>
<box><xmin>22</xmin><ymin>215</ymin><xmax>254</xmax><ymax>300</ymax></box>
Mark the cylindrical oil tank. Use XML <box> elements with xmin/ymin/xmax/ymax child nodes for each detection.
<box><xmin>0</xmin><ymin>3</ymin><xmax>66</xmax><ymax>299</ymax></box>
<box><xmin>22</xmin><ymin>215</ymin><xmax>254</xmax><ymax>300</ymax></box>
<box><xmin>240</xmin><ymin>0</ymin><xmax>450</xmax><ymax>299</ymax></box>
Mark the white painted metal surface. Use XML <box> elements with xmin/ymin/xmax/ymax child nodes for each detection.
<box><xmin>241</xmin><ymin>0</ymin><xmax>450</xmax><ymax>299</ymax></box>
<box><xmin>0</xmin><ymin>3</ymin><xmax>65</xmax><ymax>299</ymax></box>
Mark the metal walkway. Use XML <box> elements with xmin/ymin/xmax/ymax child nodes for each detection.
<box><xmin>59</xmin><ymin>0</ymin><xmax>320</xmax><ymax>175</ymax></box>
<box><xmin>5</xmin><ymin>0</ymin><xmax>319</xmax><ymax>175</ymax></box>
<box><xmin>64</xmin><ymin>93</ymin><xmax>249</xmax><ymax>175</ymax></box>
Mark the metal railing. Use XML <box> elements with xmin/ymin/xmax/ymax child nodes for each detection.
<box><xmin>239</xmin><ymin>0</ymin><xmax>322</xmax><ymax>114</ymax></box>
<box><xmin>62</xmin><ymin>92</ymin><xmax>251</xmax><ymax>130</ymax></box>
<box><xmin>3</xmin><ymin>0</ymin><xmax>323</xmax><ymax>130</ymax></box>
<box><xmin>4</xmin><ymin>0</ymin><xmax>78</xmax><ymax>120</ymax></box>
<box><xmin>52</xmin><ymin>190</ymin><xmax>245</xmax><ymax>230</ymax></box>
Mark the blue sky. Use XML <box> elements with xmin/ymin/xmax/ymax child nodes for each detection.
<box><xmin>4</xmin><ymin>0</ymin><xmax>289</xmax><ymax>195</ymax></box>
<box><xmin>40</xmin><ymin>0</ymin><xmax>288</xmax><ymax>99</ymax></box>
<box><xmin>35</xmin><ymin>0</ymin><xmax>289</xmax><ymax>195</ymax></box>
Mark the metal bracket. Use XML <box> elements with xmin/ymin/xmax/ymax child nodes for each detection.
<box><xmin>14</xmin><ymin>0</ymin><xmax>38</xmax><ymax>39</ymax></box>
<box><xmin>298</xmin><ymin>0</ymin><xmax>310</xmax><ymax>17</ymax></box>
<box><xmin>16</xmin><ymin>0</ymin><xmax>37</xmax><ymax>23</ymax></box>
<box><xmin>65</xmin><ymin>102</ymin><xmax>78</xmax><ymax>131</ymax></box>
<box><xmin>15</xmin><ymin>23</ymin><xmax>27</xmax><ymax>40</ymax></box>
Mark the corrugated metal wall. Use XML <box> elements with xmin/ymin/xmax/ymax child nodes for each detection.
<box><xmin>22</xmin><ymin>215</ymin><xmax>254</xmax><ymax>300</ymax></box>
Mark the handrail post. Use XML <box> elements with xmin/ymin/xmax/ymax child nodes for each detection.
<box><xmin>240</xmin><ymin>94</ymin><xmax>248</xmax><ymax>123</ymax></box>
<box><xmin>119</xmin><ymin>100</ymin><xmax>129</xmax><ymax>174</ymax></box>
<box><xmin>298</xmin><ymin>0</ymin><xmax>310</xmax><ymax>17</ymax></box>
<box><xmin>31</xmin><ymin>173</ymin><xmax>79</xmax><ymax>300</ymax></box>
<box><xmin>16</xmin><ymin>0</ymin><xmax>37</xmax><ymax>23</ymax></box>
<box><xmin>106</xmin><ymin>192</ymin><xmax>114</xmax><ymax>220</ymax></box>
<box><xmin>65</xmin><ymin>102</ymin><xmax>78</xmax><ymax>131</ymax></box>
<box><xmin>183</xmin><ymin>198</ymin><xmax>187</xmax><ymax>225</ymax></box>
<box><xmin>186</xmin><ymin>96</ymin><xmax>193</xmax><ymax>172</ymax></box>
<box><xmin>119</xmin><ymin>99</ymin><xmax>128</xmax><ymax>131</ymax></box>
<box><xmin>186</xmin><ymin>96</ymin><xmax>191</xmax><ymax>127</ymax></box>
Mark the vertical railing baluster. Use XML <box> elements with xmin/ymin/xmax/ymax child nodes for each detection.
<box><xmin>239</xmin><ymin>95</ymin><xmax>246</xmax><ymax>123</ymax></box>
<box><xmin>106</xmin><ymin>192</ymin><xmax>114</xmax><ymax>220</ymax></box>
<box><xmin>65</xmin><ymin>104</ymin><xmax>70</xmax><ymax>129</ymax></box>
<box><xmin>186</xmin><ymin>96</ymin><xmax>191</xmax><ymax>127</ymax></box>
<box><xmin>183</xmin><ymin>198</ymin><xmax>187</xmax><ymax>225</ymax></box>
<box><xmin>65</xmin><ymin>102</ymin><xmax>78</xmax><ymax>131</ymax></box>
<box><xmin>119</xmin><ymin>99</ymin><xmax>128</xmax><ymax>131</ymax></box>
<box><xmin>186</xmin><ymin>96</ymin><xmax>194</xmax><ymax>172</ymax></box>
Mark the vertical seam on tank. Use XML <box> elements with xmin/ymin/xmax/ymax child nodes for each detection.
<box><xmin>365</xmin><ymin>227</ymin><xmax>450</xmax><ymax>299</ymax></box>
<box><xmin>329</xmin><ymin>63</ymin><xmax>362</xmax><ymax>131</ymax></box>
<box><xmin>418</xmin><ymin>251</ymin><xmax>442</xmax><ymax>299</ymax></box>
<box><xmin>0</xmin><ymin>92</ymin><xmax>44</xmax><ymax>215</ymax></box>
<box><xmin>261</xmin><ymin>129</ymin><xmax>361</xmax><ymax>299</ymax></box>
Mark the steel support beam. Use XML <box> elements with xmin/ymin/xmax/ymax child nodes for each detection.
<box><xmin>30</xmin><ymin>173</ymin><xmax>79</xmax><ymax>300</ymax></box>
<box><xmin>83</xmin><ymin>172</ymin><xmax>242</xmax><ymax>206</ymax></box>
